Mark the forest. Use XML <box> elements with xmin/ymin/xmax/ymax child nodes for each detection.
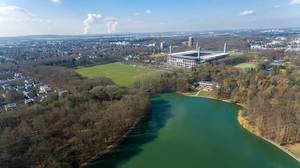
<box><xmin>0</xmin><ymin>67</ymin><xmax>150</xmax><ymax>167</ymax></box>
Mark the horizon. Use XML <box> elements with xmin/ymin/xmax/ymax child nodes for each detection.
<box><xmin>0</xmin><ymin>26</ymin><xmax>299</xmax><ymax>38</ymax></box>
<box><xmin>0</xmin><ymin>0</ymin><xmax>300</xmax><ymax>37</ymax></box>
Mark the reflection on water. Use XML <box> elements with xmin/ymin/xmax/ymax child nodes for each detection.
<box><xmin>88</xmin><ymin>97</ymin><xmax>173</xmax><ymax>168</ymax></box>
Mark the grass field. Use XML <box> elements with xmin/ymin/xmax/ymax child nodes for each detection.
<box><xmin>235</xmin><ymin>63</ymin><xmax>257</xmax><ymax>70</ymax></box>
<box><xmin>196</xmin><ymin>90</ymin><xmax>212</xmax><ymax>97</ymax></box>
<box><xmin>75</xmin><ymin>63</ymin><xmax>162</xmax><ymax>86</ymax></box>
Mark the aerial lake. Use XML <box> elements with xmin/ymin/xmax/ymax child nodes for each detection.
<box><xmin>88</xmin><ymin>93</ymin><xmax>300</xmax><ymax>168</ymax></box>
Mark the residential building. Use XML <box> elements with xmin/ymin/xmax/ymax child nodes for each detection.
<box><xmin>4</xmin><ymin>103</ymin><xmax>17</xmax><ymax>111</ymax></box>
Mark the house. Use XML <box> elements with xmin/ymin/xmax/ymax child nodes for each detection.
<box><xmin>1</xmin><ymin>84</ymin><xmax>12</xmax><ymax>91</ymax></box>
<box><xmin>40</xmin><ymin>95</ymin><xmax>48</xmax><ymax>102</ymax></box>
<box><xmin>24</xmin><ymin>98</ymin><xmax>34</xmax><ymax>105</ymax></box>
<box><xmin>23</xmin><ymin>91</ymin><xmax>36</xmax><ymax>99</ymax></box>
<box><xmin>248</xmin><ymin>60</ymin><xmax>258</xmax><ymax>64</ymax></box>
<box><xmin>24</xmin><ymin>79</ymin><xmax>34</xmax><ymax>84</ymax></box>
<box><xmin>58</xmin><ymin>90</ymin><xmax>68</xmax><ymax>97</ymax></box>
<box><xmin>198</xmin><ymin>81</ymin><xmax>214</xmax><ymax>87</ymax></box>
<box><xmin>14</xmin><ymin>73</ymin><xmax>22</xmax><ymax>79</ymax></box>
<box><xmin>271</xmin><ymin>59</ymin><xmax>286</xmax><ymax>66</ymax></box>
<box><xmin>4</xmin><ymin>103</ymin><xmax>17</xmax><ymax>111</ymax></box>
<box><xmin>39</xmin><ymin>85</ymin><xmax>51</xmax><ymax>94</ymax></box>
<box><xmin>197</xmin><ymin>81</ymin><xmax>219</xmax><ymax>91</ymax></box>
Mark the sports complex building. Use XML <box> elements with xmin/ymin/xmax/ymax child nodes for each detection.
<box><xmin>167</xmin><ymin>43</ymin><xmax>229</xmax><ymax>68</ymax></box>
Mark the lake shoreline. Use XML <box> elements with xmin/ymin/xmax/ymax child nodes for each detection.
<box><xmin>180</xmin><ymin>92</ymin><xmax>300</xmax><ymax>163</ymax></box>
<box><xmin>238</xmin><ymin>111</ymin><xmax>300</xmax><ymax>163</ymax></box>
<box><xmin>179</xmin><ymin>92</ymin><xmax>247</xmax><ymax>108</ymax></box>
<box><xmin>81</xmin><ymin>118</ymin><xmax>144</xmax><ymax>167</ymax></box>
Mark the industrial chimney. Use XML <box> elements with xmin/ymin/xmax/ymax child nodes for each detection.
<box><xmin>224</xmin><ymin>42</ymin><xmax>227</xmax><ymax>53</ymax></box>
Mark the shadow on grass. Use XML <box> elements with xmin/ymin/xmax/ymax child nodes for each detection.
<box><xmin>87</xmin><ymin>97</ymin><xmax>173</xmax><ymax>168</ymax></box>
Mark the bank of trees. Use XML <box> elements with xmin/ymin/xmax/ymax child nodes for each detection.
<box><xmin>190</xmin><ymin>64</ymin><xmax>300</xmax><ymax>145</ymax></box>
<box><xmin>0</xmin><ymin>74</ymin><xmax>150</xmax><ymax>167</ymax></box>
<box><xmin>133</xmin><ymin>71</ymin><xmax>190</xmax><ymax>93</ymax></box>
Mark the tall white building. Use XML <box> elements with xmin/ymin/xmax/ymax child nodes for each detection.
<box><xmin>160</xmin><ymin>42</ymin><xmax>165</xmax><ymax>50</ymax></box>
<box><xmin>188</xmin><ymin>37</ymin><xmax>194</xmax><ymax>47</ymax></box>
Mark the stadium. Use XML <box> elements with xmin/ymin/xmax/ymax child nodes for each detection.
<box><xmin>168</xmin><ymin>43</ymin><xmax>229</xmax><ymax>68</ymax></box>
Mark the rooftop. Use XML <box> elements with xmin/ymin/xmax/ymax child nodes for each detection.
<box><xmin>169</xmin><ymin>50</ymin><xmax>229</xmax><ymax>62</ymax></box>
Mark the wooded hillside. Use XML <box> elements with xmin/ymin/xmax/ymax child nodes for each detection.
<box><xmin>0</xmin><ymin>67</ymin><xmax>150</xmax><ymax>167</ymax></box>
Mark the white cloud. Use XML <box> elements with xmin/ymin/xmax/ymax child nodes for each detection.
<box><xmin>290</xmin><ymin>0</ymin><xmax>300</xmax><ymax>5</ymax></box>
<box><xmin>106</xmin><ymin>21</ymin><xmax>118</xmax><ymax>33</ymax></box>
<box><xmin>103</xmin><ymin>17</ymin><xmax>119</xmax><ymax>33</ymax></box>
<box><xmin>83</xmin><ymin>13</ymin><xmax>118</xmax><ymax>34</ymax></box>
<box><xmin>51</xmin><ymin>0</ymin><xmax>61</xmax><ymax>4</ymax></box>
<box><xmin>0</xmin><ymin>4</ymin><xmax>37</xmax><ymax>22</ymax></box>
<box><xmin>240</xmin><ymin>10</ymin><xmax>255</xmax><ymax>16</ymax></box>
<box><xmin>145</xmin><ymin>9</ymin><xmax>152</xmax><ymax>14</ymax></box>
<box><xmin>0</xmin><ymin>4</ymin><xmax>54</xmax><ymax>36</ymax></box>
<box><xmin>83</xmin><ymin>13</ymin><xmax>102</xmax><ymax>34</ymax></box>
<box><xmin>134</xmin><ymin>12</ymin><xmax>140</xmax><ymax>16</ymax></box>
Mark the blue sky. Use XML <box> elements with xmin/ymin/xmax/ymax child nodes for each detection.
<box><xmin>0</xmin><ymin>0</ymin><xmax>299</xmax><ymax>36</ymax></box>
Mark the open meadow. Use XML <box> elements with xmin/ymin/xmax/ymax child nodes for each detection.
<box><xmin>75</xmin><ymin>63</ymin><xmax>163</xmax><ymax>86</ymax></box>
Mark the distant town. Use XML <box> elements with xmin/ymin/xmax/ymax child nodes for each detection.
<box><xmin>0</xmin><ymin>28</ymin><xmax>299</xmax><ymax>112</ymax></box>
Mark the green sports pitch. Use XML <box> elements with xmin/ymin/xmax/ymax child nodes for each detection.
<box><xmin>235</xmin><ymin>63</ymin><xmax>257</xmax><ymax>70</ymax></box>
<box><xmin>75</xmin><ymin>63</ymin><xmax>163</xmax><ymax>86</ymax></box>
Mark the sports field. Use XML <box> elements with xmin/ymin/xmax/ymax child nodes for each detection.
<box><xmin>75</xmin><ymin>63</ymin><xmax>162</xmax><ymax>86</ymax></box>
<box><xmin>235</xmin><ymin>63</ymin><xmax>257</xmax><ymax>70</ymax></box>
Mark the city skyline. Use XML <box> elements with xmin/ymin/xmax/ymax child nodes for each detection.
<box><xmin>0</xmin><ymin>0</ymin><xmax>300</xmax><ymax>36</ymax></box>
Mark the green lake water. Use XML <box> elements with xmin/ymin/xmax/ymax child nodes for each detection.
<box><xmin>88</xmin><ymin>93</ymin><xmax>300</xmax><ymax>168</ymax></box>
